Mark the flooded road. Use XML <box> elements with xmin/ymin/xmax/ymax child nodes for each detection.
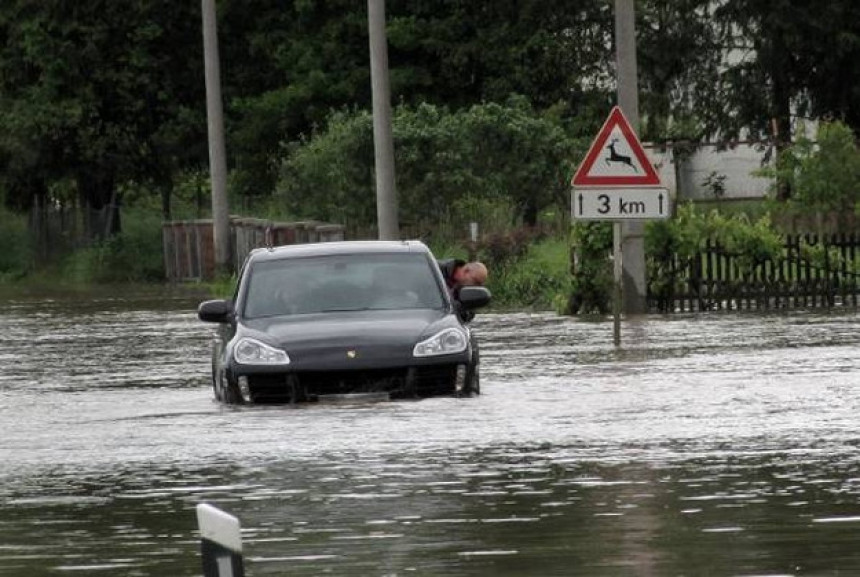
<box><xmin>1</xmin><ymin>294</ymin><xmax>859</xmax><ymax>576</ymax></box>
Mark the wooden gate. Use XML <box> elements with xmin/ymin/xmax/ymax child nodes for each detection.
<box><xmin>162</xmin><ymin>218</ymin><xmax>345</xmax><ymax>281</ymax></box>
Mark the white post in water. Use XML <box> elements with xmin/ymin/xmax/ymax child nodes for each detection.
<box><xmin>197</xmin><ymin>503</ymin><xmax>245</xmax><ymax>577</ymax></box>
<box><xmin>468</xmin><ymin>222</ymin><xmax>479</xmax><ymax>260</ymax></box>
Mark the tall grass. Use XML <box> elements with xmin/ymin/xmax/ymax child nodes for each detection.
<box><xmin>3</xmin><ymin>193</ymin><xmax>574</xmax><ymax>312</ymax></box>
<box><xmin>61</xmin><ymin>207</ymin><xmax>165</xmax><ymax>283</ymax></box>
<box><xmin>0</xmin><ymin>206</ymin><xmax>32</xmax><ymax>282</ymax></box>
<box><xmin>483</xmin><ymin>236</ymin><xmax>571</xmax><ymax>311</ymax></box>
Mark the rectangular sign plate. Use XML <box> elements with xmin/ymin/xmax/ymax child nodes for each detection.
<box><xmin>572</xmin><ymin>188</ymin><xmax>671</xmax><ymax>220</ymax></box>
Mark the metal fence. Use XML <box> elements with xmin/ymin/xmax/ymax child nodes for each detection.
<box><xmin>647</xmin><ymin>234</ymin><xmax>860</xmax><ymax>312</ymax></box>
<box><xmin>162</xmin><ymin>218</ymin><xmax>345</xmax><ymax>281</ymax></box>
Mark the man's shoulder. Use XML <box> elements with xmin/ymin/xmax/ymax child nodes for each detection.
<box><xmin>437</xmin><ymin>258</ymin><xmax>465</xmax><ymax>276</ymax></box>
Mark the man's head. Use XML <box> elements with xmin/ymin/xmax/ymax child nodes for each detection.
<box><xmin>456</xmin><ymin>261</ymin><xmax>488</xmax><ymax>286</ymax></box>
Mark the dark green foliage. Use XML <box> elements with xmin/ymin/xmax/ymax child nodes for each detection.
<box><xmin>278</xmin><ymin>97</ymin><xmax>580</xmax><ymax>230</ymax></box>
<box><xmin>0</xmin><ymin>0</ymin><xmax>206</xmax><ymax>226</ymax></box>
<box><xmin>0</xmin><ymin>205</ymin><xmax>32</xmax><ymax>280</ymax></box>
<box><xmin>61</xmin><ymin>207</ymin><xmax>165</xmax><ymax>283</ymax></box>
<box><xmin>567</xmin><ymin>222</ymin><xmax>613</xmax><ymax>315</ymax></box>
<box><xmin>386</xmin><ymin>0</ymin><xmax>613</xmax><ymax>110</ymax></box>
<box><xmin>636</xmin><ymin>0</ymin><xmax>722</xmax><ymax>142</ymax></box>
<box><xmin>761</xmin><ymin>121</ymin><xmax>860</xmax><ymax>216</ymax></box>
<box><xmin>644</xmin><ymin>203</ymin><xmax>785</xmax><ymax>307</ymax></box>
<box><xmin>2</xmin><ymin>0</ymin><xmax>860</xmax><ymax>292</ymax></box>
<box><xmin>277</xmin><ymin>108</ymin><xmax>376</xmax><ymax>229</ymax></box>
<box><xmin>705</xmin><ymin>0</ymin><xmax>860</xmax><ymax>150</ymax></box>
<box><xmin>475</xmin><ymin>234</ymin><xmax>571</xmax><ymax>311</ymax></box>
<box><xmin>566</xmin><ymin>205</ymin><xmax>791</xmax><ymax>317</ymax></box>
<box><xmin>219</xmin><ymin>0</ymin><xmax>373</xmax><ymax>198</ymax></box>
<box><xmin>478</xmin><ymin>228</ymin><xmax>546</xmax><ymax>272</ymax></box>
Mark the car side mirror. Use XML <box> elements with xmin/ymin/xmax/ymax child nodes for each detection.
<box><xmin>457</xmin><ymin>286</ymin><xmax>491</xmax><ymax>310</ymax></box>
<box><xmin>198</xmin><ymin>299</ymin><xmax>233</xmax><ymax>323</ymax></box>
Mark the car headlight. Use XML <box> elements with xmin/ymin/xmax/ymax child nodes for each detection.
<box><xmin>413</xmin><ymin>328</ymin><xmax>468</xmax><ymax>357</ymax></box>
<box><xmin>233</xmin><ymin>338</ymin><xmax>290</xmax><ymax>365</ymax></box>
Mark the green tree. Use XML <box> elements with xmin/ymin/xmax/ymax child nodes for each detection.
<box><xmin>220</xmin><ymin>0</ymin><xmax>615</xmax><ymax>204</ymax></box>
<box><xmin>763</xmin><ymin>121</ymin><xmax>860</xmax><ymax>216</ymax></box>
<box><xmin>278</xmin><ymin>97</ymin><xmax>579</xmax><ymax>231</ymax></box>
<box><xmin>0</xmin><ymin>0</ymin><xmax>206</xmax><ymax>236</ymax></box>
<box><xmin>218</xmin><ymin>0</ymin><xmax>372</xmax><ymax>202</ymax></box>
<box><xmin>705</xmin><ymin>1</ymin><xmax>860</xmax><ymax>155</ymax></box>
<box><xmin>636</xmin><ymin>0</ymin><xmax>721</xmax><ymax>143</ymax></box>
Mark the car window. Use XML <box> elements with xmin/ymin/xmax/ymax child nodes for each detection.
<box><xmin>242</xmin><ymin>252</ymin><xmax>445</xmax><ymax>318</ymax></box>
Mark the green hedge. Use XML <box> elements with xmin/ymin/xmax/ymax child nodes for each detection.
<box><xmin>0</xmin><ymin>206</ymin><xmax>31</xmax><ymax>281</ymax></box>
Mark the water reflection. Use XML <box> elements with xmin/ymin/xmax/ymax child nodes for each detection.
<box><xmin>0</xmin><ymin>297</ymin><xmax>859</xmax><ymax>575</ymax></box>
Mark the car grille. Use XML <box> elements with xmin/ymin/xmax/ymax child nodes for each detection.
<box><xmin>247</xmin><ymin>365</ymin><xmax>459</xmax><ymax>403</ymax></box>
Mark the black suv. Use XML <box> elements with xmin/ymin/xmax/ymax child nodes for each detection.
<box><xmin>198</xmin><ymin>240</ymin><xmax>490</xmax><ymax>404</ymax></box>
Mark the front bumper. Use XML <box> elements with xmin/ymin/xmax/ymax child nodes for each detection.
<box><xmin>231</xmin><ymin>362</ymin><xmax>468</xmax><ymax>403</ymax></box>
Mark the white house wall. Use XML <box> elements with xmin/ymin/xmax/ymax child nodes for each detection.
<box><xmin>645</xmin><ymin>142</ymin><xmax>774</xmax><ymax>201</ymax></box>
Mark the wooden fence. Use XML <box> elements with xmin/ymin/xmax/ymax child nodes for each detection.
<box><xmin>647</xmin><ymin>234</ymin><xmax>860</xmax><ymax>312</ymax></box>
<box><xmin>162</xmin><ymin>218</ymin><xmax>345</xmax><ymax>281</ymax></box>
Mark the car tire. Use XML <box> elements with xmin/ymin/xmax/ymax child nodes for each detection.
<box><xmin>464</xmin><ymin>366</ymin><xmax>480</xmax><ymax>396</ymax></box>
<box><xmin>211</xmin><ymin>345</ymin><xmax>223</xmax><ymax>402</ymax></box>
<box><xmin>221</xmin><ymin>374</ymin><xmax>243</xmax><ymax>405</ymax></box>
<box><xmin>462</xmin><ymin>336</ymin><xmax>480</xmax><ymax>397</ymax></box>
<box><xmin>212</xmin><ymin>374</ymin><xmax>223</xmax><ymax>402</ymax></box>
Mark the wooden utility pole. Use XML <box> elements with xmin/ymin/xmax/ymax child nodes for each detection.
<box><xmin>367</xmin><ymin>0</ymin><xmax>400</xmax><ymax>240</ymax></box>
<box><xmin>202</xmin><ymin>0</ymin><xmax>231</xmax><ymax>274</ymax></box>
<box><xmin>614</xmin><ymin>0</ymin><xmax>648</xmax><ymax>314</ymax></box>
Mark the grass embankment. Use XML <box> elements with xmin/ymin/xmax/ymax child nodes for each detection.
<box><xmin>1</xmin><ymin>231</ymin><xmax>573</xmax><ymax>313</ymax></box>
<box><xmin>194</xmin><ymin>235</ymin><xmax>573</xmax><ymax>311</ymax></box>
<box><xmin>426</xmin><ymin>234</ymin><xmax>572</xmax><ymax>313</ymax></box>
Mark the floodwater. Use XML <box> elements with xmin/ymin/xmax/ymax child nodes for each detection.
<box><xmin>1</xmin><ymin>293</ymin><xmax>859</xmax><ymax>577</ymax></box>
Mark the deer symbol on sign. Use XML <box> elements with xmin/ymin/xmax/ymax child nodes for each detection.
<box><xmin>606</xmin><ymin>138</ymin><xmax>638</xmax><ymax>172</ymax></box>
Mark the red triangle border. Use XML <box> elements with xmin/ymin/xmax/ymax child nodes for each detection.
<box><xmin>571</xmin><ymin>106</ymin><xmax>661</xmax><ymax>187</ymax></box>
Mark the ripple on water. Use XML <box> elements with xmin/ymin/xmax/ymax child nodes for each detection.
<box><xmin>2</xmin><ymin>303</ymin><xmax>860</xmax><ymax>576</ymax></box>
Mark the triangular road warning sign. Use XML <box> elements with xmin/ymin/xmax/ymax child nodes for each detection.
<box><xmin>571</xmin><ymin>106</ymin><xmax>661</xmax><ymax>187</ymax></box>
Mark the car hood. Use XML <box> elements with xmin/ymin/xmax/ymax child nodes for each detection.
<box><xmin>239</xmin><ymin>309</ymin><xmax>462</xmax><ymax>369</ymax></box>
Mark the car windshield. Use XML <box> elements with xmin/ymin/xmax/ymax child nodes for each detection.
<box><xmin>242</xmin><ymin>252</ymin><xmax>446</xmax><ymax>319</ymax></box>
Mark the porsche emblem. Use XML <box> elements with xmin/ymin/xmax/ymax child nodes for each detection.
<box><xmin>347</xmin><ymin>350</ymin><xmax>357</xmax><ymax>359</ymax></box>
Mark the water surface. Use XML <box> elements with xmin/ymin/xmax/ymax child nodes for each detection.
<box><xmin>1</xmin><ymin>295</ymin><xmax>859</xmax><ymax>576</ymax></box>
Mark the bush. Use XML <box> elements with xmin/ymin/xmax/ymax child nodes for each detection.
<box><xmin>0</xmin><ymin>206</ymin><xmax>32</xmax><ymax>280</ymax></box>
<box><xmin>483</xmin><ymin>236</ymin><xmax>571</xmax><ymax>310</ymax></box>
<box><xmin>646</xmin><ymin>202</ymin><xmax>783</xmax><ymax>271</ymax></box>
<box><xmin>277</xmin><ymin>96</ymin><xmax>578</xmax><ymax>231</ymax></box>
<box><xmin>61</xmin><ymin>207</ymin><xmax>165</xmax><ymax>283</ymax></box>
<box><xmin>564</xmin><ymin>204</ymin><xmax>789</xmax><ymax>315</ymax></box>
<box><xmin>644</xmin><ymin>203</ymin><xmax>786</xmax><ymax>310</ymax></box>
<box><xmin>477</xmin><ymin>227</ymin><xmax>546</xmax><ymax>270</ymax></box>
<box><xmin>762</xmin><ymin>120</ymin><xmax>860</xmax><ymax>216</ymax></box>
<box><xmin>566</xmin><ymin>222</ymin><xmax>613</xmax><ymax>314</ymax></box>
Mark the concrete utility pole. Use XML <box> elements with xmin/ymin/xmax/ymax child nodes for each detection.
<box><xmin>614</xmin><ymin>0</ymin><xmax>648</xmax><ymax>314</ymax></box>
<box><xmin>202</xmin><ymin>0</ymin><xmax>231</xmax><ymax>275</ymax></box>
<box><xmin>367</xmin><ymin>0</ymin><xmax>400</xmax><ymax>240</ymax></box>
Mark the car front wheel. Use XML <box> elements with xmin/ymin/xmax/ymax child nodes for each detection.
<box><xmin>211</xmin><ymin>344</ymin><xmax>223</xmax><ymax>401</ymax></box>
<box><xmin>462</xmin><ymin>337</ymin><xmax>480</xmax><ymax>397</ymax></box>
<box><xmin>463</xmin><ymin>366</ymin><xmax>480</xmax><ymax>396</ymax></box>
<box><xmin>215</xmin><ymin>370</ymin><xmax>243</xmax><ymax>404</ymax></box>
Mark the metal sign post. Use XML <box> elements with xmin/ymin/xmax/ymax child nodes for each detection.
<box><xmin>612</xmin><ymin>222</ymin><xmax>622</xmax><ymax>346</ymax></box>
